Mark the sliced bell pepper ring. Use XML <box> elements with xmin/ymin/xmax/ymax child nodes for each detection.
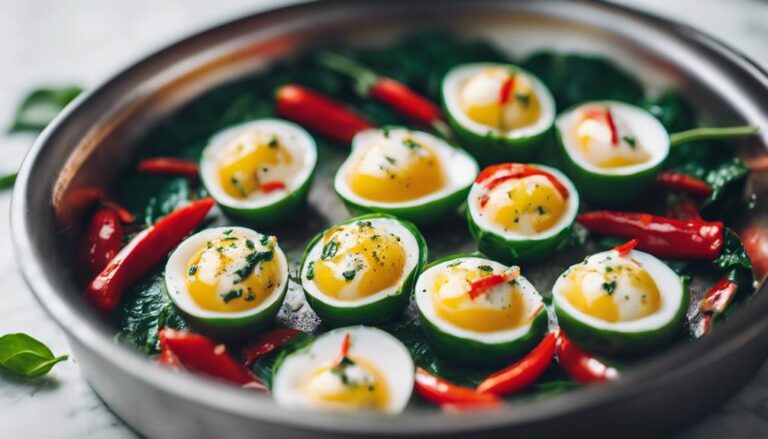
<box><xmin>137</xmin><ymin>157</ymin><xmax>200</xmax><ymax>180</ymax></box>
<box><xmin>276</xmin><ymin>84</ymin><xmax>374</xmax><ymax>144</ymax></box>
<box><xmin>655</xmin><ymin>171</ymin><xmax>713</xmax><ymax>198</ymax></box>
<box><xmin>700</xmin><ymin>278</ymin><xmax>739</xmax><ymax>316</ymax></box>
<box><xmin>476</xmin><ymin>332</ymin><xmax>556</xmax><ymax>396</ymax></box>
<box><xmin>577</xmin><ymin>211</ymin><xmax>724</xmax><ymax>260</ymax></box>
<box><xmin>468</xmin><ymin>267</ymin><xmax>520</xmax><ymax>300</ymax></box>
<box><xmin>556</xmin><ymin>330</ymin><xmax>619</xmax><ymax>384</ymax></box>
<box><xmin>414</xmin><ymin>367</ymin><xmax>500</xmax><ymax>408</ymax></box>
<box><xmin>85</xmin><ymin>198</ymin><xmax>215</xmax><ymax>312</ymax></box>
<box><xmin>158</xmin><ymin>329</ymin><xmax>259</xmax><ymax>386</ymax></box>
<box><xmin>241</xmin><ymin>327</ymin><xmax>301</xmax><ymax>367</ymax></box>
<box><xmin>612</xmin><ymin>238</ymin><xmax>638</xmax><ymax>256</ymax></box>
<box><xmin>476</xmin><ymin>163</ymin><xmax>569</xmax><ymax>199</ymax></box>
<box><xmin>79</xmin><ymin>208</ymin><xmax>124</xmax><ymax>279</ymax></box>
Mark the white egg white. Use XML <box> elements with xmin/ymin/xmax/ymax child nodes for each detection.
<box><xmin>334</xmin><ymin>127</ymin><xmax>477</xmax><ymax>209</ymax></box>
<box><xmin>200</xmin><ymin>119</ymin><xmax>317</xmax><ymax>209</ymax></box>
<box><xmin>272</xmin><ymin>326</ymin><xmax>414</xmax><ymax>415</ymax></box>
<box><xmin>165</xmin><ymin>226</ymin><xmax>288</xmax><ymax>321</ymax></box>
<box><xmin>442</xmin><ymin>63</ymin><xmax>555</xmax><ymax>138</ymax></box>
<box><xmin>415</xmin><ymin>257</ymin><xmax>545</xmax><ymax>344</ymax></box>
<box><xmin>553</xmin><ymin>249</ymin><xmax>684</xmax><ymax>333</ymax></box>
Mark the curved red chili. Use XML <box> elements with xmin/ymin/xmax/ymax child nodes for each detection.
<box><xmin>414</xmin><ymin>367</ymin><xmax>500</xmax><ymax>408</ymax></box>
<box><xmin>577</xmin><ymin>211</ymin><xmax>724</xmax><ymax>260</ymax></box>
<box><xmin>85</xmin><ymin>198</ymin><xmax>215</xmax><ymax>312</ymax></box>
<box><xmin>241</xmin><ymin>327</ymin><xmax>301</xmax><ymax>366</ymax></box>
<box><xmin>700</xmin><ymin>278</ymin><xmax>739</xmax><ymax>316</ymax></box>
<box><xmin>476</xmin><ymin>163</ymin><xmax>569</xmax><ymax>199</ymax></box>
<box><xmin>276</xmin><ymin>84</ymin><xmax>374</xmax><ymax>144</ymax></box>
<box><xmin>655</xmin><ymin>171</ymin><xmax>713</xmax><ymax>198</ymax></box>
<box><xmin>138</xmin><ymin>157</ymin><xmax>199</xmax><ymax>180</ymax></box>
<box><xmin>556</xmin><ymin>330</ymin><xmax>619</xmax><ymax>384</ymax></box>
<box><xmin>468</xmin><ymin>267</ymin><xmax>520</xmax><ymax>300</ymax></box>
<box><xmin>476</xmin><ymin>332</ymin><xmax>556</xmax><ymax>396</ymax></box>
<box><xmin>79</xmin><ymin>208</ymin><xmax>123</xmax><ymax>279</ymax></box>
<box><xmin>612</xmin><ymin>238</ymin><xmax>638</xmax><ymax>256</ymax></box>
<box><xmin>158</xmin><ymin>329</ymin><xmax>259</xmax><ymax>386</ymax></box>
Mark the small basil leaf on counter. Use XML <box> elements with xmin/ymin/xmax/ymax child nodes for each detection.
<box><xmin>0</xmin><ymin>172</ymin><xmax>17</xmax><ymax>191</ymax></box>
<box><xmin>8</xmin><ymin>86</ymin><xmax>83</xmax><ymax>133</ymax></box>
<box><xmin>0</xmin><ymin>333</ymin><xmax>68</xmax><ymax>378</ymax></box>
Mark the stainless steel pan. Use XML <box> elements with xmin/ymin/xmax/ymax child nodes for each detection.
<box><xmin>11</xmin><ymin>1</ymin><xmax>768</xmax><ymax>437</ymax></box>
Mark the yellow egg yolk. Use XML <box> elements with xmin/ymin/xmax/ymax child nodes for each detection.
<box><xmin>460</xmin><ymin>68</ymin><xmax>541</xmax><ymax>131</ymax></box>
<box><xmin>563</xmin><ymin>257</ymin><xmax>661</xmax><ymax>322</ymax></box>
<box><xmin>430</xmin><ymin>264</ymin><xmax>525</xmax><ymax>332</ymax></box>
<box><xmin>185</xmin><ymin>232</ymin><xmax>279</xmax><ymax>312</ymax></box>
<box><xmin>347</xmin><ymin>132</ymin><xmax>445</xmax><ymax>202</ymax></box>
<box><xmin>312</xmin><ymin>222</ymin><xmax>406</xmax><ymax>301</ymax></box>
<box><xmin>218</xmin><ymin>131</ymin><xmax>295</xmax><ymax>199</ymax></box>
<box><xmin>574</xmin><ymin>110</ymin><xmax>651</xmax><ymax>168</ymax></box>
<box><xmin>480</xmin><ymin>175</ymin><xmax>566</xmax><ymax>235</ymax></box>
<box><xmin>301</xmin><ymin>356</ymin><xmax>389</xmax><ymax>411</ymax></box>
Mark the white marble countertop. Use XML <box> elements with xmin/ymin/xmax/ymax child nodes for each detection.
<box><xmin>1</xmin><ymin>0</ymin><xmax>767</xmax><ymax>437</ymax></box>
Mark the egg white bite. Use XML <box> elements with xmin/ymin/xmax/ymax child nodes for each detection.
<box><xmin>414</xmin><ymin>255</ymin><xmax>547</xmax><ymax>367</ymax></box>
<box><xmin>272</xmin><ymin>326</ymin><xmax>414</xmax><ymax>415</ymax></box>
<box><xmin>555</xmin><ymin>101</ymin><xmax>670</xmax><ymax>206</ymax></box>
<box><xmin>300</xmin><ymin>214</ymin><xmax>427</xmax><ymax>326</ymax></box>
<box><xmin>200</xmin><ymin>119</ymin><xmax>317</xmax><ymax>225</ymax></box>
<box><xmin>334</xmin><ymin>127</ymin><xmax>477</xmax><ymax>226</ymax></box>
<box><xmin>553</xmin><ymin>248</ymin><xmax>688</xmax><ymax>355</ymax></box>
<box><xmin>165</xmin><ymin>226</ymin><xmax>288</xmax><ymax>338</ymax></box>
<box><xmin>442</xmin><ymin>62</ymin><xmax>556</xmax><ymax>164</ymax></box>
<box><xmin>467</xmin><ymin>163</ymin><xmax>579</xmax><ymax>264</ymax></box>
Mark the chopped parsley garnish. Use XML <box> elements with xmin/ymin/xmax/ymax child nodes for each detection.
<box><xmin>268</xmin><ymin>135</ymin><xmax>279</xmax><ymax>148</ymax></box>
<box><xmin>478</xmin><ymin>265</ymin><xmax>494</xmax><ymax>272</ymax></box>
<box><xmin>382</xmin><ymin>126</ymin><xmax>391</xmax><ymax>138</ymax></box>
<box><xmin>235</xmin><ymin>250</ymin><xmax>274</xmax><ymax>280</ymax></box>
<box><xmin>622</xmin><ymin>136</ymin><xmax>637</xmax><ymax>148</ymax></box>
<box><xmin>245</xmin><ymin>239</ymin><xmax>255</xmax><ymax>250</ymax></box>
<box><xmin>188</xmin><ymin>265</ymin><xmax>198</xmax><ymax>276</ymax></box>
<box><xmin>536</xmin><ymin>205</ymin><xmax>546</xmax><ymax>215</ymax></box>
<box><xmin>224</xmin><ymin>229</ymin><xmax>233</xmax><ymax>235</ymax></box>
<box><xmin>221</xmin><ymin>236</ymin><xmax>238</xmax><ymax>241</ymax></box>
<box><xmin>357</xmin><ymin>220</ymin><xmax>373</xmax><ymax>229</ymax></box>
<box><xmin>321</xmin><ymin>240</ymin><xmax>339</xmax><ymax>260</ymax></box>
<box><xmin>403</xmin><ymin>138</ymin><xmax>421</xmax><ymax>149</ymax></box>
<box><xmin>515</xmin><ymin>93</ymin><xmax>530</xmax><ymax>107</ymax></box>
<box><xmin>384</xmin><ymin>156</ymin><xmax>396</xmax><ymax>165</ymax></box>
<box><xmin>342</xmin><ymin>269</ymin><xmax>358</xmax><ymax>281</ymax></box>
<box><xmin>605</xmin><ymin>266</ymin><xmax>614</xmax><ymax>273</ymax></box>
<box><xmin>602</xmin><ymin>280</ymin><xmax>617</xmax><ymax>295</ymax></box>
<box><xmin>306</xmin><ymin>261</ymin><xmax>315</xmax><ymax>280</ymax></box>
<box><xmin>447</xmin><ymin>261</ymin><xmax>462</xmax><ymax>268</ymax></box>
<box><xmin>230</xmin><ymin>176</ymin><xmax>247</xmax><ymax>198</ymax></box>
<box><xmin>330</xmin><ymin>356</ymin><xmax>357</xmax><ymax>386</ymax></box>
<box><xmin>222</xmin><ymin>289</ymin><xmax>243</xmax><ymax>303</ymax></box>
<box><xmin>259</xmin><ymin>234</ymin><xmax>270</xmax><ymax>246</ymax></box>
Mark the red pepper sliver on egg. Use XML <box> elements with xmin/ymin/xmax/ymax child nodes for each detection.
<box><xmin>604</xmin><ymin>107</ymin><xmax>619</xmax><ymax>145</ymax></box>
<box><xmin>612</xmin><ymin>238</ymin><xmax>639</xmax><ymax>256</ymax></box>
<box><xmin>276</xmin><ymin>84</ymin><xmax>374</xmax><ymax>144</ymax></box>
<box><xmin>468</xmin><ymin>267</ymin><xmax>520</xmax><ymax>300</ymax></box>
<box><xmin>577</xmin><ymin>211</ymin><xmax>724</xmax><ymax>260</ymax></box>
<box><xmin>414</xmin><ymin>367</ymin><xmax>500</xmax><ymax>408</ymax></box>
<box><xmin>84</xmin><ymin>198</ymin><xmax>215</xmax><ymax>313</ymax></box>
<box><xmin>477</xmin><ymin>332</ymin><xmax>556</xmax><ymax>396</ymax></box>
<box><xmin>137</xmin><ymin>157</ymin><xmax>200</xmax><ymax>180</ymax></box>
<box><xmin>241</xmin><ymin>327</ymin><xmax>301</xmax><ymax>367</ymax></box>
<box><xmin>260</xmin><ymin>180</ymin><xmax>286</xmax><ymax>193</ymax></box>
<box><xmin>331</xmin><ymin>332</ymin><xmax>352</xmax><ymax>368</ymax></box>
<box><xmin>556</xmin><ymin>330</ymin><xmax>619</xmax><ymax>384</ymax></box>
<box><xmin>158</xmin><ymin>329</ymin><xmax>259</xmax><ymax>386</ymax></box>
<box><xmin>655</xmin><ymin>171</ymin><xmax>713</xmax><ymax>198</ymax></box>
<box><xmin>475</xmin><ymin>163</ymin><xmax>569</xmax><ymax>199</ymax></box>
<box><xmin>498</xmin><ymin>75</ymin><xmax>516</xmax><ymax>105</ymax></box>
<box><xmin>79</xmin><ymin>208</ymin><xmax>124</xmax><ymax>279</ymax></box>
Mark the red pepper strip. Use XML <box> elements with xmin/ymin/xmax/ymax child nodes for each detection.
<box><xmin>577</xmin><ymin>211</ymin><xmax>724</xmax><ymax>260</ymax></box>
<box><xmin>556</xmin><ymin>330</ymin><xmax>619</xmax><ymax>384</ymax></box>
<box><xmin>370</xmin><ymin>78</ymin><xmax>444</xmax><ymax>126</ymax></box>
<box><xmin>137</xmin><ymin>157</ymin><xmax>199</xmax><ymax>180</ymax></box>
<box><xmin>476</xmin><ymin>163</ymin><xmax>569</xmax><ymax>199</ymax></box>
<box><xmin>260</xmin><ymin>180</ymin><xmax>286</xmax><ymax>193</ymax></box>
<box><xmin>79</xmin><ymin>208</ymin><xmax>123</xmax><ymax>279</ymax></box>
<box><xmin>655</xmin><ymin>171</ymin><xmax>713</xmax><ymax>198</ymax></box>
<box><xmin>158</xmin><ymin>329</ymin><xmax>258</xmax><ymax>386</ymax></box>
<box><xmin>242</xmin><ymin>327</ymin><xmax>301</xmax><ymax>367</ymax></box>
<box><xmin>157</xmin><ymin>332</ymin><xmax>183</xmax><ymax>369</ymax></box>
<box><xmin>612</xmin><ymin>238</ymin><xmax>638</xmax><ymax>256</ymax></box>
<box><xmin>276</xmin><ymin>84</ymin><xmax>374</xmax><ymax>144</ymax></box>
<box><xmin>101</xmin><ymin>200</ymin><xmax>136</xmax><ymax>224</ymax></box>
<box><xmin>331</xmin><ymin>333</ymin><xmax>351</xmax><ymax>368</ymax></box>
<box><xmin>700</xmin><ymin>278</ymin><xmax>739</xmax><ymax>315</ymax></box>
<box><xmin>476</xmin><ymin>333</ymin><xmax>556</xmax><ymax>396</ymax></box>
<box><xmin>85</xmin><ymin>198</ymin><xmax>215</xmax><ymax>312</ymax></box>
<box><xmin>414</xmin><ymin>367</ymin><xmax>500</xmax><ymax>408</ymax></box>
<box><xmin>468</xmin><ymin>267</ymin><xmax>520</xmax><ymax>300</ymax></box>
<box><xmin>741</xmin><ymin>226</ymin><xmax>768</xmax><ymax>280</ymax></box>
<box><xmin>604</xmin><ymin>107</ymin><xmax>619</xmax><ymax>145</ymax></box>
<box><xmin>498</xmin><ymin>75</ymin><xmax>516</xmax><ymax>105</ymax></box>
<box><xmin>667</xmin><ymin>198</ymin><xmax>702</xmax><ymax>221</ymax></box>
<box><xmin>697</xmin><ymin>314</ymin><xmax>714</xmax><ymax>336</ymax></box>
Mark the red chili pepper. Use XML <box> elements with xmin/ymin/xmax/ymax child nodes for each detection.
<box><xmin>414</xmin><ymin>367</ymin><xmax>500</xmax><ymax>408</ymax></box>
<box><xmin>468</xmin><ymin>267</ymin><xmax>520</xmax><ymax>300</ymax></box>
<box><xmin>612</xmin><ymin>238</ymin><xmax>638</xmax><ymax>256</ymax></box>
<box><xmin>85</xmin><ymin>198</ymin><xmax>215</xmax><ymax>312</ymax></box>
<box><xmin>476</xmin><ymin>163</ymin><xmax>569</xmax><ymax>199</ymax></box>
<box><xmin>331</xmin><ymin>332</ymin><xmax>351</xmax><ymax>368</ymax></box>
<box><xmin>137</xmin><ymin>157</ymin><xmax>200</xmax><ymax>180</ymax></box>
<box><xmin>241</xmin><ymin>327</ymin><xmax>301</xmax><ymax>366</ymax></box>
<box><xmin>498</xmin><ymin>75</ymin><xmax>516</xmax><ymax>105</ymax></box>
<box><xmin>741</xmin><ymin>226</ymin><xmax>768</xmax><ymax>280</ymax></box>
<box><xmin>370</xmin><ymin>78</ymin><xmax>444</xmax><ymax>126</ymax></box>
<box><xmin>476</xmin><ymin>333</ymin><xmax>556</xmax><ymax>396</ymax></box>
<box><xmin>577</xmin><ymin>211</ymin><xmax>724</xmax><ymax>260</ymax></box>
<box><xmin>604</xmin><ymin>108</ymin><xmax>619</xmax><ymax>146</ymax></box>
<box><xmin>79</xmin><ymin>208</ymin><xmax>123</xmax><ymax>279</ymax></box>
<box><xmin>158</xmin><ymin>329</ymin><xmax>259</xmax><ymax>386</ymax></box>
<box><xmin>260</xmin><ymin>180</ymin><xmax>286</xmax><ymax>193</ymax></box>
<box><xmin>556</xmin><ymin>330</ymin><xmax>619</xmax><ymax>384</ymax></box>
<box><xmin>276</xmin><ymin>84</ymin><xmax>374</xmax><ymax>144</ymax></box>
<box><xmin>655</xmin><ymin>171</ymin><xmax>713</xmax><ymax>198</ymax></box>
<box><xmin>700</xmin><ymin>278</ymin><xmax>739</xmax><ymax>315</ymax></box>
<box><xmin>157</xmin><ymin>333</ymin><xmax>183</xmax><ymax>369</ymax></box>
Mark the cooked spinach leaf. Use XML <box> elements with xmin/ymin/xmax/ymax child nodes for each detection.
<box><xmin>9</xmin><ymin>86</ymin><xmax>83</xmax><ymax>133</ymax></box>
<box><xmin>714</xmin><ymin>228</ymin><xmax>754</xmax><ymax>292</ymax></box>
<box><xmin>0</xmin><ymin>333</ymin><xmax>68</xmax><ymax>378</ymax></box>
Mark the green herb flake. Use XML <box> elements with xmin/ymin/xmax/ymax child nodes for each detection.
<box><xmin>384</xmin><ymin>156</ymin><xmax>396</xmax><ymax>165</ymax></box>
<box><xmin>321</xmin><ymin>240</ymin><xmax>339</xmax><ymax>260</ymax></box>
<box><xmin>403</xmin><ymin>138</ymin><xmax>421</xmax><ymax>149</ymax></box>
<box><xmin>622</xmin><ymin>136</ymin><xmax>637</xmax><ymax>148</ymax></box>
<box><xmin>222</xmin><ymin>290</ymin><xmax>243</xmax><ymax>303</ymax></box>
<box><xmin>602</xmin><ymin>280</ymin><xmax>617</xmax><ymax>295</ymax></box>
<box><xmin>0</xmin><ymin>333</ymin><xmax>68</xmax><ymax>378</ymax></box>
<box><xmin>246</xmin><ymin>239</ymin><xmax>255</xmax><ymax>250</ymax></box>
<box><xmin>268</xmin><ymin>135</ymin><xmax>279</xmax><ymax>148</ymax></box>
<box><xmin>478</xmin><ymin>265</ymin><xmax>494</xmax><ymax>272</ymax></box>
<box><xmin>306</xmin><ymin>261</ymin><xmax>315</xmax><ymax>280</ymax></box>
<box><xmin>235</xmin><ymin>250</ymin><xmax>274</xmax><ymax>280</ymax></box>
<box><xmin>515</xmin><ymin>93</ymin><xmax>530</xmax><ymax>107</ymax></box>
<box><xmin>188</xmin><ymin>265</ymin><xmax>198</xmax><ymax>276</ymax></box>
<box><xmin>259</xmin><ymin>234</ymin><xmax>270</xmax><ymax>246</ymax></box>
<box><xmin>342</xmin><ymin>269</ymin><xmax>358</xmax><ymax>281</ymax></box>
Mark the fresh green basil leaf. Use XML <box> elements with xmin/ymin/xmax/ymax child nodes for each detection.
<box><xmin>0</xmin><ymin>172</ymin><xmax>17</xmax><ymax>191</ymax></box>
<box><xmin>8</xmin><ymin>86</ymin><xmax>83</xmax><ymax>133</ymax></box>
<box><xmin>0</xmin><ymin>333</ymin><xmax>68</xmax><ymax>378</ymax></box>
